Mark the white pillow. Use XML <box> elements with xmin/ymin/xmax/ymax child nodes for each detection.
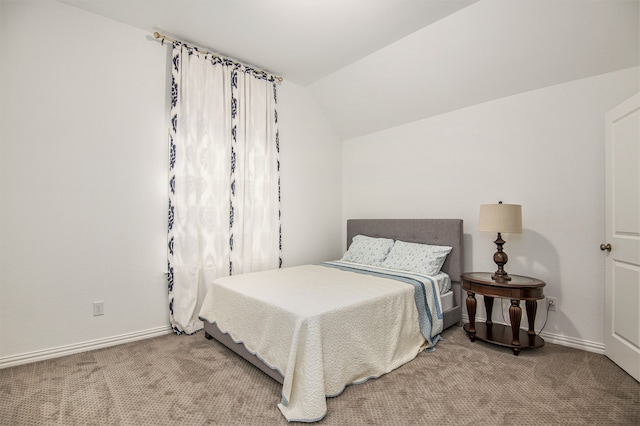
<box><xmin>341</xmin><ymin>235</ymin><xmax>394</xmax><ymax>266</ymax></box>
<box><xmin>381</xmin><ymin>240</ymin><xmax>452</xmax><ymax>275</ymax></box>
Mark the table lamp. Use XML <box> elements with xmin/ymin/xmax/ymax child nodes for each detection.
<box><xmin>479</xmin><ymin>202</ymin><xmax>522</xmax><ymax>281</ymax></box>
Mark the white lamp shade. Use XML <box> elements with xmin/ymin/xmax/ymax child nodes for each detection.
<box><xmin>479</xmin><ymin>204</ymin><xmax>522</xmax><ymax>234</ymax></box>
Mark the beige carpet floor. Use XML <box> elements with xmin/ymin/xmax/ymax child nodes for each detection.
<box><xmin>1</xmin><ymin>326</ymin><xmax>638</xmax><ymax>425</ymax></box>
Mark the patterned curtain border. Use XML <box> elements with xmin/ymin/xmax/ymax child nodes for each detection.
<box><xmin>167</xmin><ymin>45</ymin><xmax>180</xmax><ymax>334</ymax></box>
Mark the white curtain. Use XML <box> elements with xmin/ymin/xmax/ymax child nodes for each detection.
<box><xmin>167</xmin><ymin>43</ymin><xmax>281</xmax><ymax>334</ymax></box>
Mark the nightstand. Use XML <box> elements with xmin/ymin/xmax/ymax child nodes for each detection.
<box><xmin>462</xmin><ymin>272</ymin><xmax>546</xmax><ymax>355</ymax></box>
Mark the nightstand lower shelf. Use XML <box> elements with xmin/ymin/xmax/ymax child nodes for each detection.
<box><xmin>463</xmin><ymin>323</ymin><xmax>544</xmax><ymax>351</ymax></box>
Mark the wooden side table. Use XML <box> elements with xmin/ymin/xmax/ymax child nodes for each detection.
<box><xmin>462</xmin><ymin>272</ymin><xmax>546</xmax><ymax>355</ymax></box>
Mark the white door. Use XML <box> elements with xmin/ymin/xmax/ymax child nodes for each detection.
<box><xmin>604</xmin><ymin>93</ymin><xmax>640</xmax><ymax>382</ymax></box>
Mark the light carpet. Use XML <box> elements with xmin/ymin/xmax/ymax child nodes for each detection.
<box><xmin>1</xmin><ymin>326</ymin><xmax>638</xmax><ymax>425</ymax></box>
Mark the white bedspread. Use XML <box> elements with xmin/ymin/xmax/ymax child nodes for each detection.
<box><xmin>198</xmin><ymin>262</ymin><xmax>442</xmax><ymax>422</ymax></box>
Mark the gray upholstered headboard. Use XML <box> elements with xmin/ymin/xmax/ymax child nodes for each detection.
<box><xmin>346</xmin><ymin>219</ymin><xmax>463</xmax><ymax>284</ymax></box>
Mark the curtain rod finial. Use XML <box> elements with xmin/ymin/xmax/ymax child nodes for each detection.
<box><xmin>153</xmin><ymin>32</ymin><xmax>161</xmax><ymax>39</ymax></box>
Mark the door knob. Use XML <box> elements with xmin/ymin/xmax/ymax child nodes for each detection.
<box><xmin>600</xmin><ymin>243</ymin><xmax>612</xmax><ymax>252</ymax></box>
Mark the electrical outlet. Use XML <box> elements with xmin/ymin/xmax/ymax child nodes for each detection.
<box><xmin>93</xmin><ymin>301</ymin><xmax>105</xmax><ymax>316</ymax></box>
<box><xmin>547</xmin><ymin>297</ymin><xmax>557</xmax><ymax>312</ymax></box>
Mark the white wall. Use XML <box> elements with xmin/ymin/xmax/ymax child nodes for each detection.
<box><xmin>342</xmin><ymin>67</ymin><xmax>639</xmax><ymax>350</ymax></box>
<box><xmin>0</xmin><ymin>0</ymin><xmax>170</xmax><ymax>362</ymax></box>
<box><xmin>278</xmin><ymin>82</ymin><xmax>343</xmax><ymax>266</ymax></box>
<box><xmin>0</xmin><ymin>0</ymin><xmax>342</xmax><ymax>365</ymax></box>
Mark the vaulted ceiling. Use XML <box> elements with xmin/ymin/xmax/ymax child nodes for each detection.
<box><xmin>60</xmin><ymin>0</ymin><xmax>479</xmax><ymax>85</ymax></box>
<box><xmin>61</xmin><ymin>0</ymin><xmax>639</xmax><ymax>139</ymax></box>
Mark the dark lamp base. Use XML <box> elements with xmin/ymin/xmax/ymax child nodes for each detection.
<box><xmin>492</xmin><ymin>271</ymin><xmax>512</xmax><ymax>282</ymax></box>
<box><xmin>492</xmin><ymin>232</ymin><xmax>512</xmax><ymax>282</ymax></box>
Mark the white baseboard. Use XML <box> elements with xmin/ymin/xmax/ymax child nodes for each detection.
<box><xmin>461</xmin><ymin>314</ymin><xmax>605</xmax><ymax>354</ymax></box>
<box><xmin>538</xmin><ymin>330</ymin><xmax>604</xmax><ymax>354</ymax></box>
<box><xmin>0</xmin><ymin>325</ymin><xmax>173</xmax><ymax>369</ymax></box>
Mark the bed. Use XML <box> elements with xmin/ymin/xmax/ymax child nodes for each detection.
<box><xmin>199</xmin><ymin>218</ymin><xmax>463</xmax><ymax>422</ymax></box>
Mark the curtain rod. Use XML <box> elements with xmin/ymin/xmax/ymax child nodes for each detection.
<box><xmin>153</xmin><ymin>32</ymin><xmax>283</xmax><ymax>83</ymax></box>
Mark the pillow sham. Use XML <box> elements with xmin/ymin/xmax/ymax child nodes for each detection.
<box><xmin>380</xmin><ymin>240</ymin><xmax>452</xmax><ymax>275</ymax></box>
<box><xmin>341</xmin><ymin>235</ymin><xmax>394</xmax><ymax>266</ymax></box>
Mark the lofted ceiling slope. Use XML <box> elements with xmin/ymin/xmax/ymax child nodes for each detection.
<box><xmin>309</xmin><ymin>0</ymin><xmax>640</xmax><ymax>139</ymax></box>
<box><xmin>59</xmin><ymin>0</ymin><xmax>639</xmax><ymax>139</ymax></box>
<box><xmin>59</xmin><ymin>0</ymin><xmax>479</xmax><ymax>85</ymax></box>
